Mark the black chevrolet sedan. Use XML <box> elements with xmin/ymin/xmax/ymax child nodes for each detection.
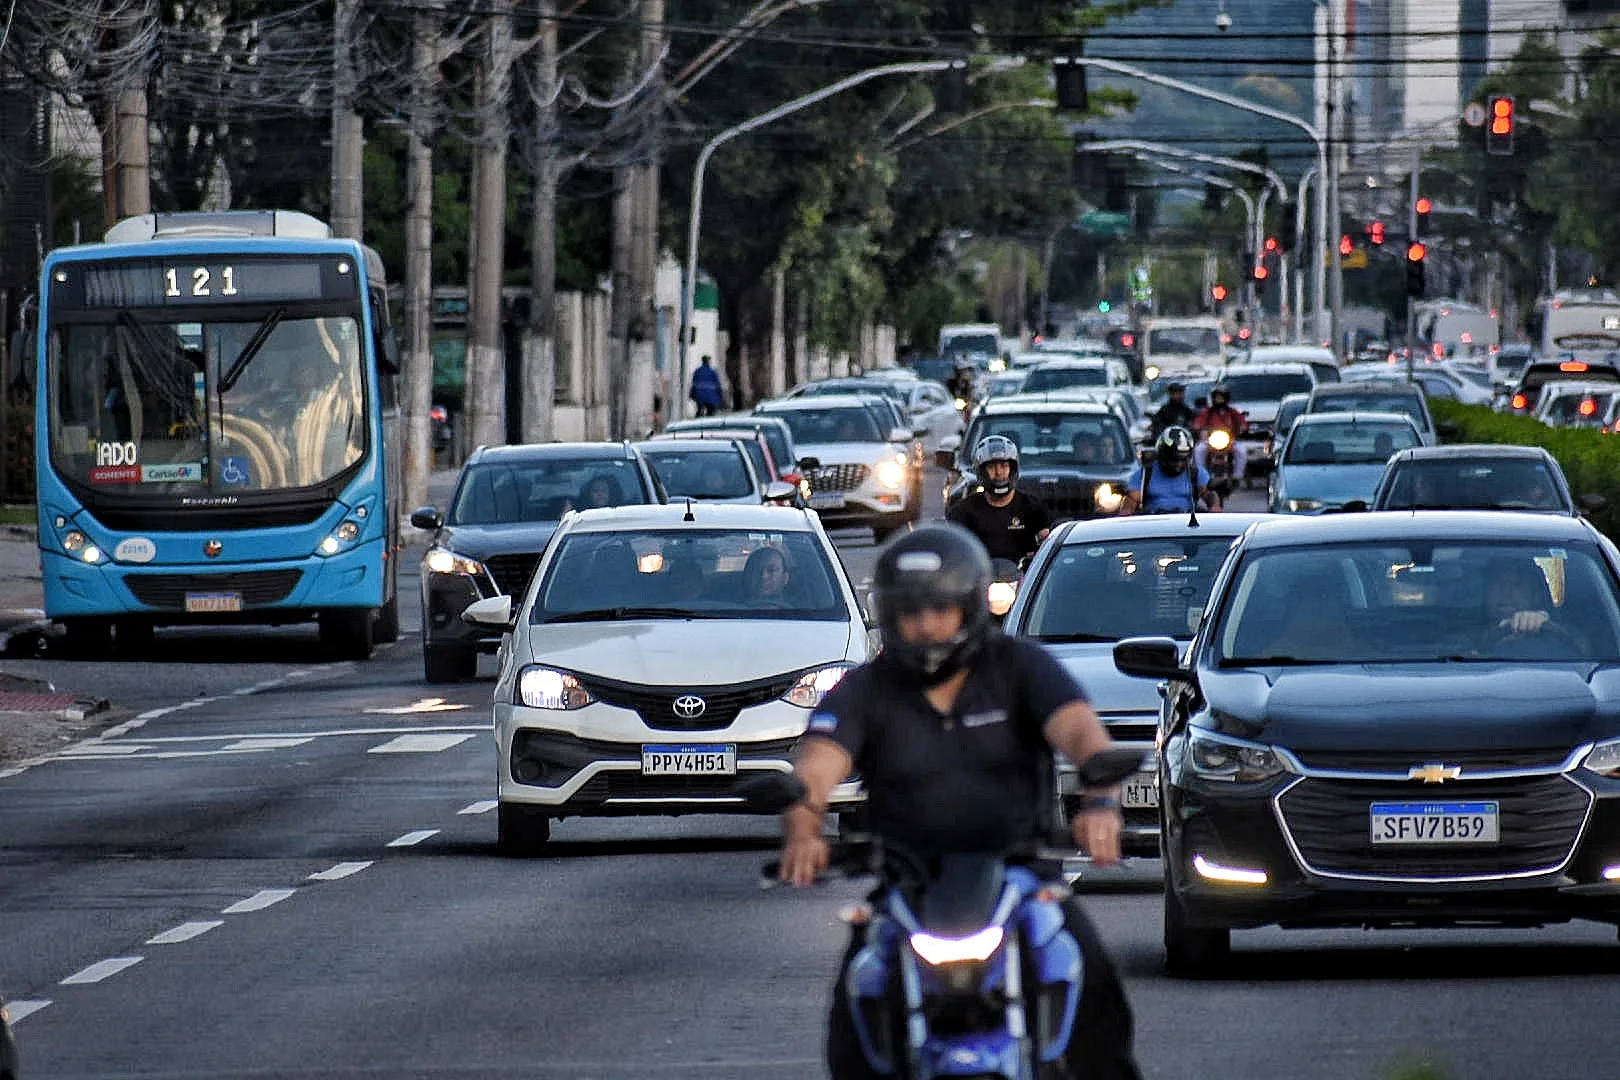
<box><xmin>411</xmin><ymin>442</ymin><xmax>663</xmax><ymax>683</ymax></box>
<box><xmin>1114</xmin><ymin>511</ymin><xmax>1620</xmax><ymax>976</ymax></box>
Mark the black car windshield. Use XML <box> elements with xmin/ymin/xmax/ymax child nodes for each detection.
<box><xmin>1021</xmin><ymin>365</ymin><xmax>1109</xmax><ymax>393</ymax></box>
<box><xmin>450</xmin><ymin>457</ymin><xmax>647</xmax><ymax>524</ymax></box>
<box><xmin>1215</xmin><ymin>540</ymin><xmax>1620</xmax><ymax>665</ymax></box>
<box><xmin>1222</xmin><ymin>372</ymin><xmax>1315</xmax><ymax>401</ymax></box>
<box><xmin>1310</xmin><ymin>393</ymin><xmax>1428</xmax><ymax>430</ymax></box>
<box><xmin>1025</xmin><ymin>536</ymin><xmax>1240</xmax><ymax>641</ymax></box>
<box><xmin>1284</xmin><ymin>420</ymin><xmax>1421</xmax><ymax>464</ymax></box>
<box><xmin>532</xmin><ymin>529</ymin><xmax>849</xmax><ymax>622</ymax></box>
<box><xmin>768</xmin><ymin>406</ymin><xmax>883</xmax><ymax>444</ymax></box>
<box><xmin>639</xmin><ymin>447</ymin><xmax>754</xmax><ymax>499</ymax></box>
<box><xmin>1149</xmin><ymin>328</ymin><xmax>1222</xmax><ymax>355</ymax></box>
<box><xmin>1379</xmin><ymin>459</ymin><xmax>1570</xmax><ymax>512</ymax></box>
<box><xmin>966</xmin><ymin>413</ymin><xmax>1133</xmax><ymax>467</ymax></box>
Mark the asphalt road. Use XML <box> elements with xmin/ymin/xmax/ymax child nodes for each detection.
<box><xmin>5</xmin><ymin>473</ymin><xmax>1620</xmax><ymax>1080</ymax></box>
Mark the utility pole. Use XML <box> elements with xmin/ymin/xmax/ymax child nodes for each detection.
<box><xmin>102</xmin><ymin>5</ymin><xmax>152</xmax><ymax>228</ymax></box>
<box><xmin>1407</xmin><ymin>148</ymin><xmax>1420</xmax><ymax>382</ymax></box>
<box><xmin>331</xmin><ymin>0</ymin><xmax>364</xmax><ymax>239</ymax></box>
<box><xmin>467</xmin><ymin>1</ymin><xmax>519</xmax><ymax>450</ymax></box>
<box><xmin>401</xmin><ymin>6</ymin><xmax>442</xmax><ymax>517</ymax></box>
<box><xmin>522</xmin><ymin>0</ymin><xmax>559</xmax><ymax>443</ymax></box>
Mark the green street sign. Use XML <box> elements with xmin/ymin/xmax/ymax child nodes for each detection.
<box><xmin>1079</xmin><ymin>210</ymin><xmax>1131</xmax><ymax>238</ymax></box>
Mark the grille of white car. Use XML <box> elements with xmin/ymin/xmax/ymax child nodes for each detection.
<box><xmin>808</xmin><ymin>464</ymin><xmax>870</xmax><ymax>494</ymax></box>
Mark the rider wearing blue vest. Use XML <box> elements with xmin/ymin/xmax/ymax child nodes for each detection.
<box><xmin>1118</xmin><ymin>425</ymin><xmax>1220</xmax><ymax>516</ymax></box>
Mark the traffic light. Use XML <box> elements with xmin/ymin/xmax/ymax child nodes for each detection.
<box><xmin>1210</xmin><ymin>284</ymin><xmax>1229</xmax><ymax>303</ymax></box>
<box><xmin>1487</xmin><ymin>95</ymin><xmax>1515</xmax><ymax>156</ymax></box>
<box><xmin>1054</xmin><ymin>52</ymin><xmax>1088</xmax><ymax>112</ymax></box>
<box><xmin>1253</xmin><ymin>262</ymin><xmax>1269</xmax><ymax>281</ymax></box>
<box><xmin>1405</xmin><ymin>241</ymin><xmax>1427</xmax><ymax>297</ymax></box>
<box><xmin>1415</xmin><ymin>197</ymin><xmax>1432</xmax><ymax>239</ymax></box>
<box><xmin>1366</xmin><ymin>220</ymin><xmax>1386</xmax><ymax>246</ymax></box>
<box><xmin>1339</xmin><ymin>234</ymin><xmax>1355</xmax><ymax>258</ymax></box>
<box><xmin>1263</xmin><ymin>236</ymin><xmax>1279</xmax><ymax>255</ymax></box>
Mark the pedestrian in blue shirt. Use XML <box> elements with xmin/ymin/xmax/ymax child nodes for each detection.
<box><xmin>689</xmin><ymin>355</ymin><xmax>724</xmax><ymax>417</ymax></box>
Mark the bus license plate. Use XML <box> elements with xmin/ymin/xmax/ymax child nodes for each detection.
<box><xmin>641</xmin><ymin>744</ymin><xmax>737</xmax><ymax>775</ymax></box>
<box><xmin>1122</xmin><ymin>770</ymin><xmax>1159</xmax><ymax>809</ymax></box>
<box><xmin>1370</xmin><ymin>802</ymin><xmax>1499</xmax><ymax>845</ymax></box>
<box><xmin>184</xmin><ymin>592</ymin><xmax>243</xmax><ymax>613</ymax></box>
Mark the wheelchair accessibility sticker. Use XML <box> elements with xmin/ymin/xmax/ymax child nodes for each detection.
<box><xmin>218</xmin><ymin>457</ymin><xmax>252</xmax><ymax>486</ymax></box>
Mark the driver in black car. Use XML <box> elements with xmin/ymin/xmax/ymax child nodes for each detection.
<box><xmin>1479</xmin><ymin>556</ymin><xmax>1584</xmax><ymax>657</ymax></box>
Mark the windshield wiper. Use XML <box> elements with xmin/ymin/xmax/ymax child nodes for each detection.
<box><xmin>219</xmin><ymin>306</ymin><xmax>287</xmax><ymax>393</ymax></box>
<box><xmin>542</xmin><ymin>606</ymin><xmax>714</xmax><ymax>624</ymax></box>
<box><xmin>1218</xmin><ymin>655</ymin><xmax>1330</xmax><ymax>667</ymax></box>
<box><xmin>1034</xmin><ymin>633</ymin><xmax>1122</xmax><ymax>643</ymax></box>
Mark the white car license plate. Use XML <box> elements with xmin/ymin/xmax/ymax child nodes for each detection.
<box><xmin>1369</xmin><ymin>801</ymin><xmax>1499</xmax><ymax>845</ymax></box>
<box><xmin>641</xmin><ymin>744</ymin><xmax>737</xmax><ymax>775</ymax></box>
<box><xmin>184</xmin><ymin>591</ymin><xmax>243</xmax><ymax>613</ymax></box>
<box><xmin>808</xmin><ymin>493</ymin><xmax>845</xmax><ymax>510</ymax></box>
<box><xmin>1122</xmin><ymin>770</ymin><xmax>1159</xmax><ymax>809</ymax></box>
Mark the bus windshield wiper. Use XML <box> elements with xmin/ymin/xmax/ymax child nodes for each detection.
<box><xmin>219</xmin><ymin>306</ymin><xmax>287</xmax><ymax>393</ymax></box>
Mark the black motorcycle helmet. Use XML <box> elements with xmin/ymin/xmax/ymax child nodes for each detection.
<box><xmin>871</xmin><ymin>523</ymin><xmax>994</xmax><ymax>686</ymax></box>
<box><xmin>971</xmin><ymin>434</ymin><xmax>1020</xmax><ymax>497</ymax></box>
<box><xmin>1209</xmin><ymin>384</ymin><xmax>1231</xmax><ymax>407</ymax></box>
<box><xmin>1156</xmin><ymin>425</ymin><xmax>1195</xmax><ymax>476</ymax></box>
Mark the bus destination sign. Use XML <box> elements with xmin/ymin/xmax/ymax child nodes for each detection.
<box><xmin>57</xmin><ymin>258</ymin><xmax>357</xmax><ymax>309</ymax></box>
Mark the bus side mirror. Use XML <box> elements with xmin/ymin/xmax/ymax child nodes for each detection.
<box><xmin>377</xmin><ymin>330</ymin><xmax>401</xmax><ymax>375</ymax></box>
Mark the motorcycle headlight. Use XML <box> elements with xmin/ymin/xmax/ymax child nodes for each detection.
<box><xmin>1144</xmin><ymin>365</ymin><xmax>1161</xmax><ymax>382</ymax></box>
<box><xmin>876</xmin><ymin>460</ymin><xmax>907</xmax><ymax>490</ymax></box>
<box><xmin>1208</xmin><ymin>429</ymin><xmax>1233</xmax><ymax>451</ymax></box>
<box><xmin>1285</xmin><ymin>498</ymin><xmax>1323</xmax><ymax>513</ymax></box>
<box><xmin>783</xmin><ymin>663</ymin><xmax>854</xmax><ymax>708</ymax></box>
<box><xmin>517</xmin><ymin>666</ymin><xmax>595</xmax><ymax>710</ymax></box>
<box><xmin>1187</xmin><ymin>727</ymin><xmax>1290</xmax><ymax>784</ymax></box>
<box><xmin>910</xmin><ymin>926</ymin><xmax>1004</xmax><ymax>965</ymax></box>
<box><xmin>987</xmin><ymin>579</ymin><xmax>1018</xmax><ymax>616</ymax></box>
<box><xmin>953</xmin><ymin>397</ymin><xmax>969</xmax><ymax>412</ymax></box>
<box><xmin>425</xmin><ymin>547</ymin><xmax>485</xmax><ymax>577</ymax></box>
<box><xmin>1094</xmin><ymin>483</ymin><xmax>1124</xmax><ymax>513</ymax></box>
<box><xmin>1583</xmin><ymin>737</ymin><xmax>1620</xmax><ymax>778</ymax></box>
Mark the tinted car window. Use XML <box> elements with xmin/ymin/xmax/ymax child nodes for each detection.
<box><xmin>767</xmin><ymin>406</ymin><xmax>883</xmax><ymax>444</ymax></box>
<box><xmin>1380</xmin><ymin>459</ymin><xmax>1569</xmax><ymax>512</ymax></box>
<box><xmin>1148</xmin><ymin>328</ymin><xmax>1222</xmax><ymax>355</ymax></box>
<box><xmin>1025</xmin><ymin>536</ymin><xmax>1239</xmax><ymax>641</ymax></box>
<box><xmin>1311</xmin><ymin>392</ymin><xmax>1428</xmax><ymax>430</ymax></box>
<box><xmin>965</xmin><ymin>412</ymin><xmax>1133</xmax><ymax>466</ymax></box>
<box><xmin>1022</xmin><ymin>366</ymin><xmax>1108</xmax><ymax>393</ymax></box>
<box><xmin>1216</xmin><ymin>541</ymin><xmax>1620</xmax><ymax>663</ymax></box>
<box><xmin>450</xmin><ymin>457</ymin><xmax>647</xmax><ymax>524</ymax></box>
<box><xmin>533</xmin><ymin>529</ymin><xmax>847</xmax><ymax>621</ymax></box>
<box><xmin>1284</xmin><ymin>421</ymin><xmax>1420</xmax><ymax>464</ymax></box>
<box><xmin>1223</xmin><ymin>372</ymin><xmax>1315</xmax><ymax>400</ymax></box>
<box><xmin>639</xmin><ymin>447</ymin><xmax>754</xmax><ymax>499</ymax></box>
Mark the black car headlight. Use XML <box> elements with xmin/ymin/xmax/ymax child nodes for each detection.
<box><xmin>1187</xmin><ymin>727</ymin><xmax>1290</xmax><ymax>784</ymax></box>
<box><xmin>1582</xmin><ymin>737</ymin><xmax>1620</xmax><ymax>778</ymax></box>
<box><xmin>425</xmin><ymin>547</ymin><xmax>485</xmax><ymax>577</ymax></box>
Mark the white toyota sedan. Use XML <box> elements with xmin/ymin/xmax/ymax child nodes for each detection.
<box><xmin>464</xmin><ymin>503</ymin><xmax>870</xmax><ymax>855</ymax></box>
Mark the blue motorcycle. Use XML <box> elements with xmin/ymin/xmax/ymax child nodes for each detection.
<box><xmin>744</xmin><ymin>747</ymin><xmax>1143</xmax><ymax>1080</ymax></box>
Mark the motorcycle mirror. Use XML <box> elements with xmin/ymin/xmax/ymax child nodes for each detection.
<box><xmin>735</xmin><ymin>771</ymin><xmax>807</xmax><ymax>813</ymax></box>
<box><xmin>1077</xmin><ymin>747</ymin><xmax>1152</xmax><ymax>789</ymax></box>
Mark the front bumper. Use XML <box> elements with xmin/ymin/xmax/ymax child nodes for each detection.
<box><xmin>496</xmin><ymin>697</ymin><xmax>864</xmax><ymax>817</ymax></box>
<box><xmin>1163</xmin><ymin>763</ymin><xmax>1620</xmax><ymax>930</ymax></box>
<box><xmin>422</xmin><ymin>551</ymin><xmax>544</xmax><ymax>652</ymax></box>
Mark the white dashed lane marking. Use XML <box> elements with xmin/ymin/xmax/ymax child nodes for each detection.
<box><xmin>7</xmin><ymin>1000</ymin><xmax>51</xmax><ymax>1023</ymax></box>
<box><xmin>308</xmin><ymin>861</ymin><xmax>373</xmax><ymax>881</ymax></box>
<box><xmin>30</xmin><ymin>725</ymin><xmax>484</xmax><ymax>763</ymax></box>
<box><xmin>459</xmin><ymin>800</ymin><xmax>497</xmax><ymax>815</ymax></box>
<box><xmin>387</xmin><ymin>830</ymin><xmax>439</xmax><ymax>848</ymax></box>
<box><xmin>146</xmin><ymin>920</ymin><xmax>224</xmax><ymax>945</ymax></box>
<box><xmin>368</xmin><ymin>733</ymin><xmax>477</xmax><ymax>754</ymax></box>
<box><xmin>61</xmin><ymin>957</ymin><xmax>143</xmax><ymax>985</ymax></box>
<box><xmin>222</xmin><ymin>888</ymin><xmax>297</xmax><ymax>914</ymax></box>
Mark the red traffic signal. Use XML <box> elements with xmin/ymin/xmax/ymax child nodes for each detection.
<box><xmin>1415</xmin><ymin>196</ymin><xmax>1432</xmax><ymax>215</ymax></box>
<box><xmin>1487</xmin><ymin>95</ymin><xmax>1515</xmax><ymax>155</ymax></box>
<box><xmin>1367</xmin><ymin>221</ymin><xmax>1386</xmax><ymax>246</ymax></box>
<box><xmin>1339</xmin><ymin>234</ymin><xmax>1354</xmax><ymax>257</ymax></box>
<box><xmin>1210</xmin><ymin>284</ymin><xmax>1229</xmax><ymax>302</ymax></box>
<box><xmin>1253</xmin><ymin>264</ymin><xmax>1269</xmax><ymax>281</ymax></box>
<box><xmin>1407</xmin><ymin>241</ymin><xmax>1427</xmax><ymax>262</ymax></box>
<box><xmin>1263</xmin><ymin>236</ymin><xmax>1279</xmax><ymax>254</ymax></box>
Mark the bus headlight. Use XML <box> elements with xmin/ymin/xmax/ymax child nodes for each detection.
<box><xmin>1094</xmin><ymin>484</ymin><xmax>1124</xmax><ymax>513</ymax></box>
<box><xmin>316</xmin><ymin>519</ymin><xmax>364</xmax><ymax>557</ymax></box>
<box><xmin>425</xmin><ymin>547</ymin><xmax>485</xmax><ymax>577</ymax></box>
<box><xmin>61</xmin><ymin>530</ymin><xmax>104</xmax><ymax>563</ymax></box>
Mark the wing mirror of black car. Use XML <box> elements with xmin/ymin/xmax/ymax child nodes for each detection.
<box><xmin>461</xmin><ymin>595</ymin><xmax>515</xmax><ymax>630</ymax></box>
<box><xmin>409</xmin><ymin>506</ymin><xmax>442</xmax><ymax>530</ymax></box>
<box><xmin>1076</xmin><ymin>747</ymin><xmax>1152</xmax><ymax>789</ymax></box>
<box><xmin>1435</xmin><ymin>421</ymin><xmax>1461</xmax><ymax>440</ymax></box>
<box><xmin>1113</xmin><ymin>635</ymin><xmax>1192</xmax><ymax>682</ymax></box>
<box><xmin>797</xmin><ymin>456</ymin><xmax>822</xmax><ymax>472</ymax></box>
<box><xmin>1580</xmin><ymin>493</ymin><xmax>1609</xmax><ymax>514</ymax></box>
<box><xmin>735</xmin><ymin>770</ymin><xmax>807</xmax><ymax>813</ymax></box>
<box><xmin>762</xmin><ymin>480</ymin><xmax>798</xmax><ymax>506</ymax></box>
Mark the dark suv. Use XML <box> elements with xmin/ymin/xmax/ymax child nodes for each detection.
<box><xmin>411</xmin><ymin>443</ymin><xmax>663</xmax><ymax>682</ymax></box>
<box><xmin>1507</xmin><ymin>358</ymin><xmax>1620</xmax><ymax>414</ymax></box>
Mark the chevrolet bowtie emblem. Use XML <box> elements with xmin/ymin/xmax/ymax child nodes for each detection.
<box><xmin>1408</xmin><ymin>763</ymin><xmax>1462</xmax><ymax>784</ymax></box>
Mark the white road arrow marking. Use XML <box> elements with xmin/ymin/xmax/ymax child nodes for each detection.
<box><xmin>363</xmin><ymin>697</ymin><xmax>471</xmax><ymax>715</ymax></box>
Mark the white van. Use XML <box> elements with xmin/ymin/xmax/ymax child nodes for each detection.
<box><xmin>1139</xmin><ymin>316</ymin><xmax>1227</xmax><ymax>380</ymax></box>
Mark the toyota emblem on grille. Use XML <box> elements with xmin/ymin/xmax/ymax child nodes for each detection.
<box><xmin>203</xmin><ymin>540</ymin><xmax>223</xmax><ymax>558</ymax></box>
<box><xmin>672</xmin><ymin>695</ymin><xmax>707</xmax><ymax>719</ymax></box>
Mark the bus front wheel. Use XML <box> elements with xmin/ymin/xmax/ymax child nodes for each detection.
<box><xmin>59</xmin><ymin>618</ymin><xmax>112</xmax><ymax>658</ymax></box>
<box><xmin>319</xmin><ymin>609</ymin><xmax>375</xmax><ymax>660</ymax></box>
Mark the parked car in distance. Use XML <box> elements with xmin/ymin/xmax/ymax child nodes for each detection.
<box><xmin>1269</xmin><ymin>411</ymin><xmax>1423</xmax><ymax>515</ymax></box>
<box><xmin>411</xmin><ymin>442</ymin><xmax>664</xmax><ymax>683</ymax></box>
<box><xmin>1370</xmin><ymin>443</ymin><xmax>1604</xmax><ymax>517</ymax></box>
<box><xmin>468</xmin><ymin>502</ymin><xmax>870</xmax><ymax>855</ymax></box>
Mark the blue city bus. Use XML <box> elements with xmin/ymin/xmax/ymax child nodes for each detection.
<box><xmin>34</xmin><ymin>210</ymin><xmax>402</xmax><ymax>658</ymax></box>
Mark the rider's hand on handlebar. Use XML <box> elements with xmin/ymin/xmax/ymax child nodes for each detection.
<box><xmin>780</xmin><ymin>833</ymin><xmax>831</xmax><ymax>886</ymax></box>
<box><xmin>1072</xmin><ymin>807</ymin><xmax>1123</xmax><ymax>867</ymax></box>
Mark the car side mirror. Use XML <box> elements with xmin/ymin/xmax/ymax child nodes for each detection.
<box><xmin>934</xmin><ymin>448</ymin><xmax>957</xmax><ymax>469</ymax></box>
<box><xmin>1113</xmin><ymin>635</ymin><xmax>1191</xmax><ymax>682</ymax></box>
<box><xmin>461</xmin><ymin>595</ymin><xmax>514</xmax><ymax>630</ymax></box>
<box><xmin>889</xmin><ymin>426</ymin><xmax>914</xmax><ymax>444</ymax></box>
<box><xmin>1580</xmin><ymin>493</ymin><xmax>1609</xmax><ymax>514</ymax></box>
<box><xmin>913</xmin><ymin>426</ymin><xmax>931</xmax><ymax>440</ymax></box>
<box><xmin>410</xmin><ymin>506</ymin><xmax>442</xmax><ymax>530</ymax></box>
<box><xmin>762</xmin><ymin>480</ymin><xmax>797</xmax><ymax>505</ymax></box>
<box><xmin>797</xmin><ymin>456</ymin><xmax>821</xmax><ymax>472</ymax></box>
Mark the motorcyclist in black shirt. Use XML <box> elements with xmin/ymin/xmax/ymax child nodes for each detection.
<box><xmin>946</xmin><ymin>435</ymin><xmax>1052</xmax><ymax>566</ymax></box>
<box><xmin>1149</xmin><ymin>381</ymin><xmax>1198</xmax><ymax>440</ymax></box>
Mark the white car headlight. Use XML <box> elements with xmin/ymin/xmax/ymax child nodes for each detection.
<box><xmin>1187</xmin><ymin>727</ymin><xmax>1290</xmax><ymax>784</ymax></box>
<box><xmin>784</xmin><ymin>664</ymin><xmax>854</xmax><ymax>708</ymax></box>
<box><xmin>516</xmin><ymin>666</ymin><xmax>595</xmax><ymax>710</ymax></box>
<box><xmin>1094</xmin><ymin>483</ymin><xmax>1124</xmax><ymax>513</ymax></box>
<box><xmin>1583</xmin><ymin>737</ymin><xmax>1620</xmax><ymax>778</ymax></box>
<box><xmin>876</xmin><ymin>460</ymin><xmax>907</xmax><ymax>490</ymax></box>
<box><xmin>425</xmin><ymin>547</ymin><xmax>485</xmax><ymax>576</ymax></box>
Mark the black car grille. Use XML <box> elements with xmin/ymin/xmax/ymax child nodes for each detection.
<box><xmin>575</xmin><ymin>671</ymin><xmax>806</xmax><ymax>731</ymax></box>
<box><xmin>124</xmin><ymin>569</ymin><xmax>303</xmax><ymax>609</ymax></box>
<box><xmin>808</xmin><ymin>464</ymin><xmax>869</xmax><ymax>494</ymax></box>
<box><xmin>485</xmin><ymin>552</ymin><xmax>543</xmax><ymax>597</ymax></box>
<box><xmin>1097</xmin><ymin>715</ymin><xmax>1157</xmax><ymax>743</ymax></box>
<box><xmin>1021</xmin><ymin>479</ymin><xmax>1095</xmax><ymax>519</ymax></box>
<box><xmin>1277</xmin><ymin>775</ymin><xmax>1591</xmax><ymax>878</ymax></box>
<box><xmin>1289</xmin><ymin>748</ymin><xmax>1573</xmax><ymax>773</ymax></box>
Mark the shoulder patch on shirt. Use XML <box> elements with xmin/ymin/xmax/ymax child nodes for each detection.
<box><xmin>960</xmin><ymin>709</ymin><xmax>1008</xmax><ymax>729</ymax></box>
<box><xmin>808</xmin><ymin>712</ymin><xmax>839</xmax><ymax>733</ymax></box>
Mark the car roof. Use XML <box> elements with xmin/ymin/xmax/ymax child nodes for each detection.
<box><xmin>1026</xmin><ymin>357</ymin><xmax>1111</xmax><ymax>369</ymax></box>
<box><xmin>1243</xmin><ymin>345</ymin><xmax>1335</xmax><ymax>360</ymax></box>
<box><xmin>1219</xmin><ymin>363</ymin><xmax>1318</xmax><ymax>377</ymax></box>
<box><xmin>1055</xmin><ymin>512</ymin><xmax>1279</xmax><ymax>545</ymax></box>
<box><xmin>558</xmin><ymin>503</ymin><xmax>819</xmax><ymax>532</ymax></box>
<box><xmin>1310</xmin><ymin>382</ymin><xmax>1422</xmax><ymax>398</ymax></box>
<box><xmin>976</xmin><ymin>396</ymin><xmax>1117</xmax><ymax>416</ymax></box>
<box><xmin>1291</xmin><ymin>410</ymin><xmax>1416</xmax><ymax>427</ymax></box>
<box><xmin>758</xmin><ymin>393</ymin><xmax>885</xmax><ymax>410</ymax></box>
<box><xmin>469</xmin><ymin>441</ymin><xmax>638</xmax><ymax>464</ymax></box>
<box><xmin>1241</xmin><ymin>510</ymin><xmax>1597</xmax><ymax>550</ymax></box>
<box><xmin>1386</xmin><ymin>443</ymin><xmax>1555</xmax><ymax>462</ymax></box>
<box><xmin>634</xmin><ymin>438</ymin><xmax>746</xmax><ymax>455</ymax></box>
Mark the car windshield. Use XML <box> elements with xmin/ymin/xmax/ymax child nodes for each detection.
<box><xmin>450</xmin><ymin>457</ymin><xmax>647</xmax><ymax>524</ymax></box>
<box><xmin>1284</xmin><ymin>421</ymin><xmax>1420</xmax><ymax>464</ymax></box>
<box><xmin>943</xmin><ymin>333</ymin><xmax>999</xmax><ymax>356</ymax></box>
<box><xmin>1021</xmin><ymin>366</ymin><xmax>1108</xmax><ymax>393</ymax></box>
<box><xmin>1380</xmin><ymin>459</ymin><xmax>1569</xmax><ymax>511</ymax></box>
<box><xmin>532</xmin><ymin>529</ymin><xmax>848</xmax><ymax>622</ymax></box>
<box><xmin>966</xmin><ymin>413</ymin><xmax>1133</xmax><ymax>466</ymax></box>
<box><xmin>1024</xmin><ymin>536</ymin><xmax>1239</xmax><ymax>641</ymax></box>
<box><xmin>1311</xmin><ymin>393</ymin><xmax>1428</xmax><ymax>429</ymax></box>
<box><xmin>639</xmin><ymin>447</ymin><xmax>754</xmax><ymax>499</ymax></box>
<box><xmin>768</xmin><ymin>406</ymin><xmax>883</xmax><ymax>444</ymax></box>
<box><xmin>1148</xmin><ymin>328</ymin><xmax>1222</xmax><ymax>355</ymax></box>
<box><xmin>1222</xmin><ymin>372</ymin><xmax>1315</xmax><ymax>401</ymax></box>
<box><xmin>1215</xmin><ymin>541</ymin><xmax>1620</xmax><ymax>664</ymax></box>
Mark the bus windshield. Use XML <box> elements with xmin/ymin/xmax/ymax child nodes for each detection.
<box><xmin>49</xmin><ymin>313</ymin><xmax>366</xmax><ymax>495</ymax></box>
